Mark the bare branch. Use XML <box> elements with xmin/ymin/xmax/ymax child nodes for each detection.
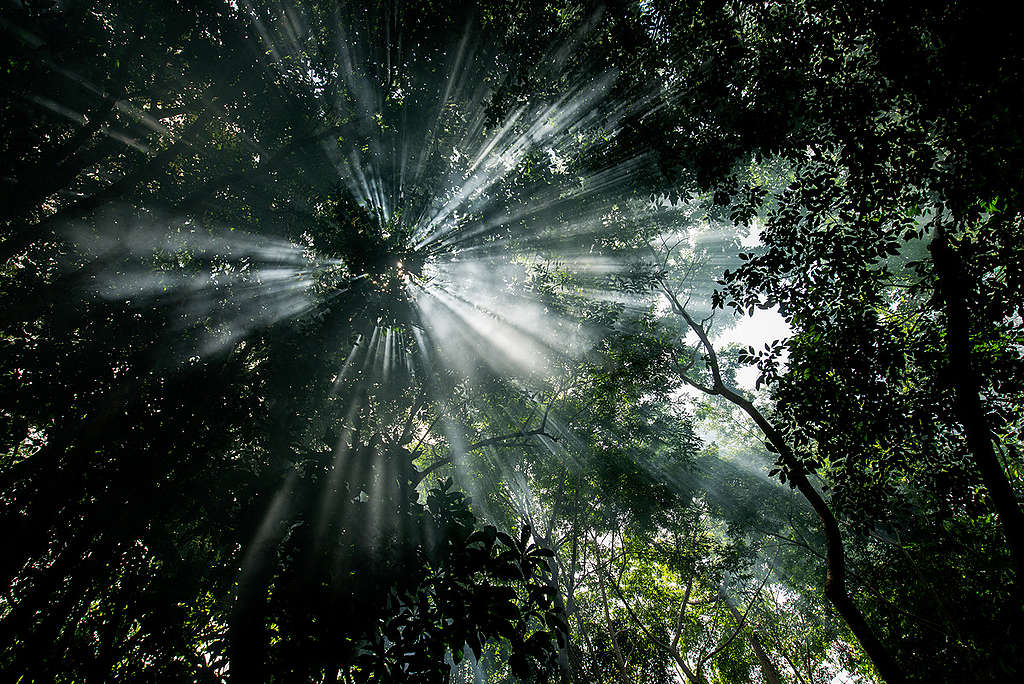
<box><xmin>412</xmin><ymin>426</ymin><xmax>558</xmax><ymax>485</ymax></box>
<box><xmin>397</xmin><ymin>389</ymin><xmax>427</xmax><ymax>446</ymax></box>
<box><xmin>698</xmin><ymin>571</ymin><xmax>773</xmax><ymax>671</ymax></box>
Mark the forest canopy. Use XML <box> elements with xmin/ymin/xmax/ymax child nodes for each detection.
<box><xmin>2</xmin><ymin>1</ymin><xmax>1023</xmax><ymax>682</ymax></box>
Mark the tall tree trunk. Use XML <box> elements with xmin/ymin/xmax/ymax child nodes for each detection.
<box><xmin>666</xmin><ymin>295</ymin><xmax>907</xmax><ymax>684</ymax></box>
<box><xmin>724</xmin><ymin>389</ymin><xmax>905</xmax><ymax>684</ymax></box>
<box><xmin>931</xmin><ymin>228</ymin><xmax>1024</xmax><ymax>590</ymax></box>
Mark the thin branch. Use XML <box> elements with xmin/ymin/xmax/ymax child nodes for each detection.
<box><xmin>755</xmin><ymin>527</ymin><xmax>825</xmax><ymax>560</ymax></box>
<box><xmin>412</xmin><ymin>426</ymin><xmax>558</xmax><ymax>485</ymax></box>
<box><xmin>669</xmin><ymin>574</ymin><xmax>694</xmax><ymax>652</ymax></box>
<box><xmin>603</xmin><ymin>561</ymin><xmax>701</xmax><ymax>684</ymax></box>
<box><xmin>409</xmin><ymin>411</ymin><xmax>442</xmax><ymax>458</ymax></box>
<box><xmin>397</xmin><ymin>389</ymin><xmax>427</xmax><ymax>446</ymax></box>
<box><xmin>698</xmin><ymin>571</ymin><xmax>772</xmax><ymax>671</ymax></box>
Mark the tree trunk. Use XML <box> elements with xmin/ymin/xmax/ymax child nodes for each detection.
<box><xmin>730</xmin><ymin>389</ymin><xmax>906</xmax><ymax>684</ymax></box>
<box><xmin>931</xmin><ymin>229</ymin><xmax>1024</xmax><ymax>589</ymax></box>
<box><xmin>667</xmin><ymin>299</ymin><xmax>907</xmax><ymax>683</ymax></box>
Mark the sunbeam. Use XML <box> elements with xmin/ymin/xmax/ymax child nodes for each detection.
<box><xmin>7</xmin><ymin>3</ymin><xmax>961</xmax><ymax>682</ymax></box>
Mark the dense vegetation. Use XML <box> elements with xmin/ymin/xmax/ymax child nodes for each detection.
<box><xmin>2</xmin><ymin>1</ymin><xmax>1022</xmax><ymax>682</ymax></box>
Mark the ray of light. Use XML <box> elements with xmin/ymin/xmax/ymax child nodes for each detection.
<box><xmin>412</xmin><ymin>282</ymin><xmax>565</xmax><ymax>381</ymax></box>
<box><xmin>426</xmin><ymin>264</ymin><xmax>594</xmax><ymax>358</ymax></box>
<box><xmin>74</xmin><ymin>217</ymin><xmax>340</xmax><ymax>360</ymax></box>
<box><xmin>22</xmin><ymin>93</ymin><xmax>156</xmax><ymax>155</ymax></box>
<box><xmin>316</xmin><ymin>397</ymin><xmax>362</xmax><ymax>549</ymax></box>
<box><xmin>412</xmin><ymin>73</ymin><xmax>618</xmax><ymax>249</ymax></box>
<box><xmin>331</xmin><ymin>335</ymin><xmax>365</xmax><ymax>394</ymax></box>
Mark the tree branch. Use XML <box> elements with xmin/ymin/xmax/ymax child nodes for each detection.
<box><xmin>412</xmin><ymin>426</ymin><xmax>558</xmax><ymax>485</ymax></box>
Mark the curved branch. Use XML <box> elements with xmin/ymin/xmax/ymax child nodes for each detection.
<box><xmin>659</xmin><ymin>283</ymin><xmax>906</xmax><ymax>684</ymax></box>
<box><xmin>412</xmin><ymin>427</ymin><xmax>558</xmax><ymax>485</ymax></box>
<box><xmin>698</xmin><ymin>572</ymin><xmax>772</xmax><ymax>673</ymax></box>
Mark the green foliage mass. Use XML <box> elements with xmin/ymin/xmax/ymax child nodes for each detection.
<box><xmin>3</xmin><ymin>1</ymin><xmax>1024</xmax><ymax>683</ymax></box>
